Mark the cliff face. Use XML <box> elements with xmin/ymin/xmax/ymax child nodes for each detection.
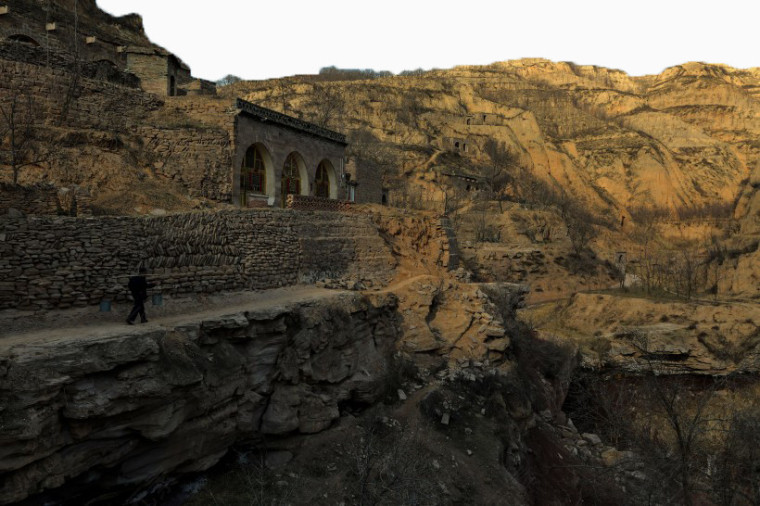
<box><xmin>715</xmin><ymin>163</ymin><xmax>760</xmax><ymax>297</ymax></box>
<box><xmin>0</xmin><ymin>291</ymin><xmax>400</xmax><ymax>504</ymax></box>
<box><xmin>224</xmin><ymin>59</ymin><xmax>760</xmax><ymax>213</ymax></box>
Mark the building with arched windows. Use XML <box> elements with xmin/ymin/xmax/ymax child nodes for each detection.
<box><xmin>0</xmin><ymin>0</ymin><xmax>215</xmax><ymax>97</ymax></box>
<box><xmin>1</xmin><ymin>1</ymin><xmax>383</xmax><ymax>208</ymax></box>
<box><xmin>233</xmin><ymin>99</ymin><xmax>348</xmax><ymax>208</ymax></box>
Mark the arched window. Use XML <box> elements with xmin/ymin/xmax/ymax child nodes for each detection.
<box><xmin>241</xmin><ymin>145</ymin><xmax>266</xmax><ymax>196</ymax></box>
<box><xmin>315</xmin><ymin>162</ymin><xmax>330</xmax><ymax>198</ymax></box>
<box><xmin>281</xmin><ymin>153</ymin><xmax>302</xmax><ymax>203</ymax></box>
<box><xmin>8</xmin><ymin>34</ymin><xmax>40</xmax><ymax>46</ymax></box>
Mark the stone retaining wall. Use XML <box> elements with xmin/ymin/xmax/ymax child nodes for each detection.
<box><xmin>0</xmin><ymin>53</ymin><xmax>232</xmax><ymax>202</ymax></box>
<box><xmin>0</xmin><ymin>209</ymin><xmax>397</xmax><ymax>310</ymax></box>
<box><xmin>0</xmin><ymin>42</ymin><xmax>140</xmax><ymax>88</ymax></box>
<box><xmin>0</xmin><ymin>183</ymin><xmax>91</xmax><ymax>216</ymax></box>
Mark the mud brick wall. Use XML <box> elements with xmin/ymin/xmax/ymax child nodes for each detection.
<box><xmin>0</xmin><ymin>209</ymin><xmax>396</xmax><ymax>310</ymax></box>
<box><xmin>125</xmin><ymin>52</ymin><xmax>169</xmax><ymax>95</ymax></box>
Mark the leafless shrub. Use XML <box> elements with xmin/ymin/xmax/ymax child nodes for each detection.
<box><xmin>0</xmin><ymin>89</ymin><xmax>54</xmax><ymax>185</ymax></box>
<box><xmin>347</xmin><ymin>418</ymin><xmax>442</xmax><ymax>506</ymax></box>
<box><xmin>711</xmin><ymin>407</ymin><xmax>760</xmax><ymax>506</ymax></box>
<box><xmin>187</xmin><ymin>451</ymin><xmax>292</xmax><ymax>506</ymax></box>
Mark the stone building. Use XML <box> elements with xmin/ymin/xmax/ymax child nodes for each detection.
<box><xmin>0</xmin><ymin>0</ymin><xmax>215</xmax><ymax>96</ymax></box>
<box><xmin>0</xmin><ymin>0</ymin><xmax>384</xmax><ymax>208</ymax></box>
<box><xmin>233</xmin><ymin>99</ymin><xmax>348</xmax><ymax>208</ymax></box>
<box><xmin>126</xmin><ymin>47</ymin><xmax>190</xmax><ymax>97</ymax></box>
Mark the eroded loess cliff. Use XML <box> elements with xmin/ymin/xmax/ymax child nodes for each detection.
<box><xmin>224</xmin><ymin>59</ymin><xmax>760</xmax><ymax>213</ymax></box>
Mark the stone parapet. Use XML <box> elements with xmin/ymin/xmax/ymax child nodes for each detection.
<box><xmin>285</xmin><ymin>194</ymin><xmax>354</xmax><ymax>212</ymax></box>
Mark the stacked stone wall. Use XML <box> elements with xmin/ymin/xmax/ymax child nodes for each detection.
<box><xmin>0</xmin><ymin>183</ymin><xmax>59</xmax><ymax>215</ymax></box>
<box><xmin>0</xmin><ymin>209</ymin><xmax>396</xmax><ymax>310</ymax></box>
<box><xmin>0</xmin><ymin>183</ymin><xmax>91</xmax><ymax>216</ymax></box>
<box><xmin>126</xmin><ymin>52</ymin><xmax>169</xmax><ymax>96</ymax></box>
<box><xmin>286</xmin><ymin>194</ymin><xmax>354</xmax><ymax>212</ymax></box>
<box><xmin>0</xmin><ymin>56</ymin><xmax>232</xmax><ymax>202</ymax></box>
<box><xmin>136</xmin><ymin>125</ymin><xmax>233</xmax><ymax>201</ymax></box>
<box><xmin>0</xmin><ymin>42</ymin><xmax>139</xmax><ymax>87</ymax></box>
<box><xmin>0</xmin><ymin>55</ymin><xmax>161</xmax><ymax>133</ymax></box>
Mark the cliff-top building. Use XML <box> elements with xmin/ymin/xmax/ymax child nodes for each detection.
<box><xmin>0</xmin><ymin>0</ymin><xmax>380</xmax><ymax>208</ymax></box>
<box><xmin>0</xmin><ymin>0</ymin><xmax>216</xmax><ymax>96</ymax></box>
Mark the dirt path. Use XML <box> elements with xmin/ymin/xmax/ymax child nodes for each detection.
<box><xmin>0</xmin><ymin>286</ymin><xmax>347</xmax><ymax>349</ymax></box>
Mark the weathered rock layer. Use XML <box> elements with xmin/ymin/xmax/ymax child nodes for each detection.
<box><xmin>0</xmin><ymin>290</ymin><xmax>399</xmax><ymax>504</ymax></box>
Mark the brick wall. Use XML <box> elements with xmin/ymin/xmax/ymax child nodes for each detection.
<box><xmin>0</xmin><ymin>209</ymin><xmax>397</xmax><ymax>310</ymax></box>
<box><xmin>344</xmin><ymin>159</ymin><xmax>383</xmax><ymax>204</ymax></box>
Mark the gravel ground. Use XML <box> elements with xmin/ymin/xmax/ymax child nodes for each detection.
<box><xmin>0</xmin><ymin>285</ymin><xmax>344</xmax><ymax>340</ymax></box>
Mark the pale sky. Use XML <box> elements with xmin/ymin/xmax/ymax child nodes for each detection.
<box><xmin>97</xmin><ymin>0</ymin><xmax>759</xmax><ymax>82</ymax></box>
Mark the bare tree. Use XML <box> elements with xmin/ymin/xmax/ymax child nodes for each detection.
<box><xmin>0</xmin><ymin>90</ymin><xmax>51</xmax><ymax>185</ymax></box>
<box><xmin>397</xmin><ymin>94</ymin><xmax>427</xmax><ymax>132</ymax></box>
<box><xmin>482</xmin><ymin>139</ymin><xmax>517</xmax><ymax>212</ymax></box>
<box><xmin>216</xmin><ymin>74</ymin><xmax>242</xmax><ymax>87</ymax></box>
<box><xmin>306</xmin><ymin>84</ymin><xmax>345</xmax><ymax>129</ymax></box>
<box><xmin>347</xmin><ymin>128</ymin><xmax>394</xmax><ymax>178</ymax></box>
<box><xmin>557</xmin><ymin>196</ymin><xmax>597</xmax><ymax>256</ymax></box>
<box><xmin>712</xmin><ymin>407</ymin><xmax>760</xmax><ymax>505</ymax></box>
<box><xmin>631</xmin><ymin>334</ymin><xmax>721</xmax><ymax>506</ymax></box>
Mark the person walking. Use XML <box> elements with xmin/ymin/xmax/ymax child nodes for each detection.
<box><xmin>126</xmin><ymin>267</ymin><xmax>155</xmax><ymax>324</ymax></box>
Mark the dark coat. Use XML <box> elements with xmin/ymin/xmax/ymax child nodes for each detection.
<box><xmin>128</xmin><ymin>275</ymin><xmax>154</xmax><ymax>300</ymax></box>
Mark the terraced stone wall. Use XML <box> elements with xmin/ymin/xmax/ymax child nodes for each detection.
<box><xmin>0</xmin><ymin>209</ymin><xmax>397</xmax><ymax>310</ymax></box>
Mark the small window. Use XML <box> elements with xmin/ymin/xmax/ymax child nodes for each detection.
<box><xmin>466</xmin><ymin>118</ymin><xmax>471</xmax><ymax>125</ymax></box>
<box><xmin>454</xmin><ymin>141</ymin><xmax>460</xmax><ymax>150</ymax></box>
